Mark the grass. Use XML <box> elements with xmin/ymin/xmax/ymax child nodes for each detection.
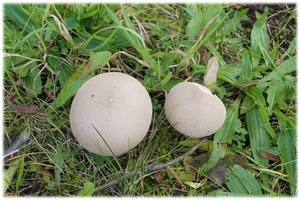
<box><xmin>3</xmin><ymin>3</ymin><xmax>297</xmax><ymax>196</ymax></box>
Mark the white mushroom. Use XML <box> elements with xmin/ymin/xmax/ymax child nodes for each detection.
<box><xmin>164</xmin><ymin>82</ymin><xmax>226</xmax><ymax>138</ymax></box>
<box><xmin>70</xmin><ymin>72</ymin><xmax>152</xmax><ymax>156</ymax></box>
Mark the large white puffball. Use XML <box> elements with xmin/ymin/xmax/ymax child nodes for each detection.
<box><xmin>70</xmin><ymin>72</ymin><xmax>152</xmax><ymax>156</ymax></box>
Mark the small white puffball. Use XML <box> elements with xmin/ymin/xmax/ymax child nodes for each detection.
<box><xmin>70</xmin><ymin>72</ymin><xmax>152</xmax><ymax>156</ymax></box>
<box><xmin>164</xmin><ymin>82</ymin><xmax>226</xmax><ymax>138</ymax></box>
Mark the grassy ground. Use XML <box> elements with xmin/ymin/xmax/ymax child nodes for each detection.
<box><xmin>3</xmin><ymin>3</ymin><xmax>297</xmax><ymax>196</ymax></box>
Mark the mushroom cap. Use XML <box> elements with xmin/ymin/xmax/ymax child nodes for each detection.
<box><xmin>164</xmin><ymin>82</ymin><xmax>226</xmax><ymax>138</ymax></box>
<box><xmin>70</xmin><ymin>72</ymin><xmax>152</xmax><ymax>156</ymax></box>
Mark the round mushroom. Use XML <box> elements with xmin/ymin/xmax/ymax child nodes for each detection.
<box><xmin>164</xmin><ymin>82</ymin><xmax>226</xmax><ymax>138</ymax></box>
<box><xmin>70</xmin><ymin>72</ymin><xmax>152</xmax><ymax>156</ymax></box>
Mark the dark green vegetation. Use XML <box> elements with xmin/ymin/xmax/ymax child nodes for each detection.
<box><xmin>3</xmin><ymin>4</ymin><xmax>296</xmax><ymax>196</ymax></box>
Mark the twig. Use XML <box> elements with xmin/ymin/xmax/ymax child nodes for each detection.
<box><xmin>167</xmin><ymin>166</ymin><xmax>187</xmax><ymax>191</ymax></box>
<box><xmin>94</xmin><ymin>137</ymin><xmax>208</xmax><ymax>193</ymax></box>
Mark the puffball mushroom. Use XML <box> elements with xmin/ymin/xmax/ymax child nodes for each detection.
<box><xmin>164</xmin><ymin>82</ymin><xmax>226</xmax><ymax>138</ymax></box>
<box><xmin>70</xmin><ymin>72</ymin><xmax>152</xmax><ymax>156</ymax></box>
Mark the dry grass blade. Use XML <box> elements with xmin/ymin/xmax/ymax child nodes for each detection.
<box><xmin>50</xmin><ymin>14</ymin><xmax>75</xmax><ymax>46</ymax></box>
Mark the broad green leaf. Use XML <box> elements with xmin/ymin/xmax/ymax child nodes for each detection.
<box><xmin>244</xmin><ymin>87</ymin><xmax>277</xmax><ymax>139</ymax></box>
<box><xmin>240</xmin><ymin>94</ymin><xmax>256</xmax><ymax>114</ymax></box>
<box><xmin>24</xmin><ymin>66</ymin><xmax>42</xmax><ymax>95</ymax></box>
<box><xmin>226</xmin><ymin>167</ymin><xmax>249</xmax><ymax>194</ymax></box>
<box><xmin>51</xmin><ymin>80</ymin><xmax>85</xmax><ymax>109</ymax></box>
<box><xmin>177</xmin><ymin>170</ymin><xmax>196</xmax><ymax>182</ymax></box>
<box><xmin>186</xmin><ymin>12</ymin><xmax>204</xmax><ymax>41</ymax></box>
<box><xmin>185</xmin><ymin>4</ymin><xmax>222</xmax><ymax>41</ymax></box>
<box><xmin>3</xmin><ymin>158</ymin><xmax>21</xmax><ymax>192</ymax></box>
<box><xmin>77</xmin><ymin>182</ymin><xmax>95</xmax><ymax>196</ymax></box>
<box><xmin>246</xmin><ymin>106</ymin><xmax>270</xmax><ymax>165</ymax></box>
<box><xmin>88</xmin><ymin>51</ymin><xmax>111</xmax><ymax>72</ymax></box>
<box><xmin>51</xmin><ymin>51</ymin><xmax>111</xmax><ymax>109</ymax></box>
<box><xmin>226</xmin><ymin>165</ymin><xmax>263</xmax><ymax>195</ymax></box>
<box><xmin>215</xmin><ymin>191</ymin><xmax>254</xmax><ymax>197</ymax></box>
<box><xmin>4</xmin><ymin>51</ymin><xmax>38</xmax><ymax>71</ymax></box>
<box><xmin>80</xmin><ymin>6</ymin><xmax>100</xmax><ymax>19</ymax></box>
<box><xmin>243</xmin><ymin>87</ymin><xmax>265</xmax><ymax>107</ymax></box>
<box><xmin>198</xmin><ymin>142</ymin><xmax>226</xmax><ymax>174</ymax></box>
<box><xmin>189</xmin><ymin>153</ymin><xmax>247</xmax><ymax>184</ymax></box>
<box><xmin>205</xmin><ymin>4</ymin><xmax>223</xmax><ymax>24</ymax></box>
<box><xmin>53</xmin><ymin>153</ymin><xmax>64</xmax><ymax>190</ymax></box>
<box><xmin>239</xmin><ymin>49</ymin><xmax>252</xmax><ymax>83</ymax></box>
<box><xmin>184</xmin><ymin>180</ymin><xmax>206</xmax><ymax>189</ymax></box>
<box><xmin>277</xmin><ymin>125</ymin><xmax>296</xmax><ymax>195</ymax></box>
<box><xmin>266</xmin><ymin>81</ymin><xmax>284</xmax><ymax>113</ymax></box>
<box><xmin>53</xmin><ymin>154</ymin><xmax>65</xmax><ymax>169</ymax></box>
<box><xmin>160</xmin><ymin>52</ymin><xmax>176</xmax><ymax>69</ymax></box>
<box><xmin>214</xmin><ymin>97</ymin><xmax>240</xmax><ymax>143</ymax></box>
<box><xmin>250</xmin><ymin>8</ymin><xmax>269</xmax><ymax>67</ymax></box>
<box><xmin>65</xmin><ymin>13</ymin><xmax>79</xmax><ymax>29</ymax></box>
<box><xmin>160</xmin><ymin>72</ymin><xmax>172</xmax><ymax>88</ymax></box>
<box><xmin>47</xmin><ymin>56</ymin><xmax>74</xmax><ymax>87</ymax></box>
<box><xmin>217</xmin><ymin>64</ymin><xmax>240</xmax><ymax>85</ymax></box>
<box><xmin>13</xmin><ymin>61</ymin><xmax>37</xmax><ymax>77</ymax></box>
<box><xmin>246</xmin><ymin>106</ymin><xmax>270</xmax><ymax>186</ymax></box>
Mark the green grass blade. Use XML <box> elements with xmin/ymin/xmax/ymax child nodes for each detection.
<box><xmin>221</xmin><ymin>8</ymin><xmax>248</xmax><ymax>33</ymax></box>
<box><xmin>15</xmin><ymin>156</ymin><xmax>25</xmax><ymax>192</ymax></box>
<box><xmin>206</xmin><ymin>42</ymin><xmax>226</xmax><ymax>66</ymax></box>
<box><xmin>179</xmin><ymin>11</ymin><xmax>230</xmax><ymax>68</ymax></box>
<box><xmin>104</xmin><ymin>4</ymin><xmax>156</xmax><ymax>71</ymax></box>
<box><xmin>260</xmin><ymin>44</ymin><xmax>276</xmax><ymax>68</ymax></box>
<box><xmin>273</xmin><ymin>108</ymin><xmax>296</xmax><ymax>129</ymax></box>
<box><xmin>258</xmin><ymin>55</ymin><xmax>296</xmax><ymax>84</ymax></box>
<box><xmin>4</xmin><ymin>4</ymin><xmax>39</xmax><ymax>33</ymax></box>
<box><xmin>282</xmin><ymin>37</ymin><xmax>296</xmax><ymax>59</ymax></box>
